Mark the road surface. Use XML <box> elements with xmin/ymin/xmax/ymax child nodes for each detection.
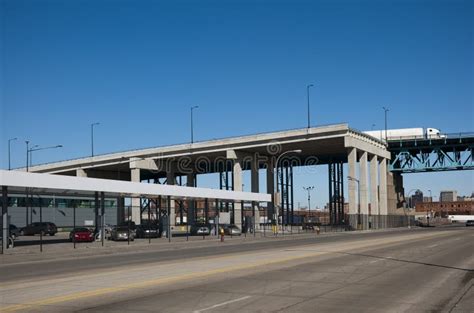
<box><xmin>1</xmin><ymin>227</ymin><xmax>472</xmax><ymax>312</ymax></box>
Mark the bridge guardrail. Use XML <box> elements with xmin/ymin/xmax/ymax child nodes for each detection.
<box><xmin>388</xmin><ymin>132</ymin><xmax>474</xmax><ymax>143</ymax></box>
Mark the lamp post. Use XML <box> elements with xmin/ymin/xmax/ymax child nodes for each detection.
<box><xmin>275</xmin><ymin>149</ymin><xmax>302</xmax><ymax>231</ymax></box>
<box><xmin>348</xmin><ymin>176</ymin><xmax>360</xmax><ymax>228</ymax></box>
<box><xmin>24</xmin><ymin>142</ymin><xmax>61</xmax><ymax>224</ymax></box>
<box><xmin>190</xmin><ymin>106</ymin><xmax>199</xmax><ymax>144</ymax></box>
<box><xmin>405</xmin><ymin>188</ymin><xmax>419</xmax><ymax>229</ymax></box>
<box><xmin>8</xmin><ymin>138</ymin><xmax>17</xmax><ymax>170</ymax></box>
<box><xmin>91</xmin><ymin>122</ymin><xmax>100</xmax><ymax>157</ymax></box>
<box><xmin>382</xmin><ymin>107</ymin><xmax>389</xmax><ymax>142</ymax></box>
<box><xmin>28</xmin><ymin>144</ymin><xmax>63</xmax><ymax>167</ymax></box>
<box><xmin>307</xmin><ymin>84</ymin><xmax>314</xmax><ymax>129</ymax></box>
<box><xmin>25</xmin><ymin>141</ymin><xmax>30</xmax><ymax>172</ymax></box>
<box><xmin>303</xmin><ymin>186</ymin><xmax>315</xmax><ymax>225</ymax></box>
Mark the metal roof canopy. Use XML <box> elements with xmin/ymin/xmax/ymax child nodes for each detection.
<box><xmin>0</xmin><ymin>170</ymin><xmax>271</xmax><ymax>202</ymax></box>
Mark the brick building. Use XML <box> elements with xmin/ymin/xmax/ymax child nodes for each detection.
<box><xmin>415</xmin><ymin>201</ymin><xmax>474</xmax><ymax>217</ymax></box>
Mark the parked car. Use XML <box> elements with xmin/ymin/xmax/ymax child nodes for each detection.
<box><xmin>0</xmin><ymin>234</ymin><xmax>14</xmax><ymax>248</ymax></box>
<box><xmin>9</xmin><ymin>224</ymin><xmax>20</xmax><ymax>239</ymax></box>
<box><xmin>466</xmin><ymin>220</ymin><xmax>474</xmax><ymax>227</ymax></box>
<box><xmin>118</xmin><ymin>221</ymin><xmax>137</xmax><ymax>235</ymax></box>
<box><xmin>222</xmin><ymin>224</ymin><xmax>241</xmax><ymax>236</ymax></box>
<box><xmin>135</xmin><ymin>224</ymin><xmax>160</xmax><ymax>238</ymax></box>
<box><xmin>69</xmin><ymin>228</ymin><xmax>95</xmax><ymax>242</ymax></box>
<box><xmin>93</xmin><ymin>224</ymin><xmax>114</xmax><ymax>241</ymax></box>
<box><xmin>20</xmin><ymin>222</ymin><xmax>57</xmax><ymax>236</ymax></box>
<box><xmin>110</xmin><ymin>227</ymin><xmax>135</xmax><ymax>241</ymax></box>
<box><xmin>190</xmin><ymin>225</ymin><xmax>211</xmax><ymax>236</ymax></box>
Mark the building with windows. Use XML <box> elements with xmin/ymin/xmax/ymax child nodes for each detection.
<box><xmin>440</xmin><ymin>190</ymin><xmax>458</xmax><ymax>202</ymax></box>
<box><xmin>410</xmin><ymin>190</ymin><xmax>424</xmax><ymax>208</ymax></box>
<box><xmin>415</xmin><ymin>201</ymin><xmax>473</xmax><ymax>217</ymax></box>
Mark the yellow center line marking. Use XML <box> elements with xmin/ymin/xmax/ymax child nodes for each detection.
<box><xmin>1</xmin><ymin>230</ymin><xmax>458</xmax><ymax>312</ymax></box>
<box><xmin>1</xmin><ymin>250</ymin><xmax>325</xmax><ymax>312</ymax></box>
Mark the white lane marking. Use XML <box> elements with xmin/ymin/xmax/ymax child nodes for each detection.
<box><xmin>428</xmin><ymin>244</ymin><xmax>438</xmax><ymax>248</ymax></box>
<box><xmin>193</xmin><ymin>296</ymin><xmax>252</xmax><ymax>313</ymax></box>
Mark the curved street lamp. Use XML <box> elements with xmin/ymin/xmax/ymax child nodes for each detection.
<box><xmin>27</xmin><ymin>144</ymin><xmax>63</xmax><ymax>170</ymax></box>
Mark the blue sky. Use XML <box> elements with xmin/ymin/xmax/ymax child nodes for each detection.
<box><xmin>1</xmin><ymin>0</ymin><xmax>473</xmax><ymax>206</ymax></box>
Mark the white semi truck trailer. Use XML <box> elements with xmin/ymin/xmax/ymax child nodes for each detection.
<box><xmin>363</xmin><ymin>128</ymin><xmax>444</xmax><ymax>141</ymax></box>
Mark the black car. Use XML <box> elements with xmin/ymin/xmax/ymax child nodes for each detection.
<box><xmin>9</xmin><ymin>224</ymin><xmax>20</xmax><ymax>239</ymax></box>
<box><xmin>135</xmin><ymin>224</ymin><xmax>160</xmax><ymax>238</ymax></box>
<box><xmin>118</xmin><ymin>221</ymin><xmax>137</xmax><ymax>235</ymax></box>
<box><xmin>466</xmin><ymin>220</ymin><xmax>474</xmax><ymax>227</ymax></box>
<box><xmin>20</xmin><ymin>222</ymin><xmax>58</xmax><ymax>236</ymax></box>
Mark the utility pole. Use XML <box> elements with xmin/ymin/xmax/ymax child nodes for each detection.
<box><xmin>382</xmin><ymin>107</ymin><xmax>389</xmax><ymax>142</ymax></box>
<box><xmin>307</xmin><ymin>84</ymin><xmax>314</xmax><ymax>129</ymax></box>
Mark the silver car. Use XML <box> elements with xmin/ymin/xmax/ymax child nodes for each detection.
<box><xmin>110</xmin><ymin>227</ymin><xmax>135</xmax><ymax>241</ymax></box>
<box><xmin>223</xmin><ymin>225</ymin><xmax>241</xmax><ymax>236</ymax></box>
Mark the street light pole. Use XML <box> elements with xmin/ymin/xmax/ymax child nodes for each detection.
<box><xmin>303</xmin><ymin>186</ymin><xmax>315</xmax><ymax>224</ymax></box>
<box><xmin>25</xmin><ymin>141</ymin><xmax>30</xmax><ymax>172</ymax></box>
<box><xmin>25</xmin><ymin>140</ymin><xmax>30</xmax><ymax>226</ymax></box>
<box><xmin>382</xmin><ymin>107</ymin><xmax>389</xmax><ymax>142</ymax></box>
<box><xmin>8</xmin><ymin>138</ymin><xmax>17</xmax><ymax>170</ymax></box>
<box><xmin>307</xmin><ymin>84</ymin><xmax>314</xmax><ymax>129</ymax></box>
<box><xmin>28</xmin><ymin>144</ymin><xmax>63</xmax><ymax>167</ymax></box>
<box><xmin>191</xmin><ymin>106</ymin><xmax>199</xmax><ymax>144</ymax></box>
<box><xmin>91</xmin><ymin>122</ymin><xmax>100</xmax><ymax>157</ymax></box>
<box><xmin>275</xmin><ymin>149</ymin><xmax>302</xmax><ymax>232</ymax></box>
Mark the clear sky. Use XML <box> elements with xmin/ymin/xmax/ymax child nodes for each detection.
<box><xmin>1</xmin><ymin>0</ymin><xmax>473</xmax><ymax>207</ymax></box>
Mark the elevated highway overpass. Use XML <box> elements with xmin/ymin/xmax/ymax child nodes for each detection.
<box><xmin>18</xmin><ymin>124</ymin><xmax>398</xmax><ymax>230</ymax></box>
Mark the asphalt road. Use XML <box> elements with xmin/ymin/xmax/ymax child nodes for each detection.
<box><xmin>1</xmin><ymin>227</ymin><xmax>473</xmax><ymax>312</ymax></box>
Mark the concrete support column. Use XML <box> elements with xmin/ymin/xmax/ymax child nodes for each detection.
<box><xmin>359</xmin><ymin>151</ymin><xmax>369</xmax><ymax>230</ymax></box>
<box><xmin>370</xmin><ymin>154</ymin><xmax>379</xmax><ymax>229</ymax></box>
<box><xmin>348</xmin><ymin>148</ymin><xmax>358</xmax><ymax>229</ymax></box>
<box><xmin>130</xmin><ymin>168</ymin><xmax>141</xmax><ymax>224</ymax></box>
<box><xmin>251</xmin><ymin>157</ymin><xmax>260</xmax><ymax>230</ymax></box>
<box><xmin>187</xmin><ymin>173</ymin><xmax>196</xmax><ymax>225</ymax></box>
<box><xmin>233</xmin><ymin>158</ymin><xmax>243</xmax><ymax>229</ymax></box>
<box><xmin>76</xmin><ymin>168</ymin><xmax>87</xmax><ymax>177</ymax></box>
<box><xmin>167</xmin><ymin>165</ymin><xmax>176</xmax><ymax>227</ymax></box>
<box><xmin>116</xmin><ymin>196</ymin><xmax>125</xmax><ymax>224</ymax></box>
<box><xmin>379</xmin><ymin>158</ymin><xmax>388</xmax><ymax>228</ymax></box>
<box><xmin>2</xmin><ymin>186</ymin><xmax>8</xmax><ymax>253</ymax></box>
<box><xmin>266</xmin><ymin>158</ymin><xmax>275</xmax><ymax>224</ymax></box>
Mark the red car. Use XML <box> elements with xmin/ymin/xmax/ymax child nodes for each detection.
<box><xmin>69</xmin><ymin>228</ymin><xmax>95</xmax><ymax>242</ymax></box>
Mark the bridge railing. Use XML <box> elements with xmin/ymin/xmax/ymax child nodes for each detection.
<box><xmin>388</xmin><ymin>132</ymin><xmax>474</xmax><ymax>143</ymax></box>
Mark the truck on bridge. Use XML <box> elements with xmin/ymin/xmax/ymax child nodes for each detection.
<box><xmin>364</xmin><ymin>127</ymin><xmax>445</xmax><ymax>141</ymax></box>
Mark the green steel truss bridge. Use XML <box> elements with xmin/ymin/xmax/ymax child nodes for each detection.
<box><xmin>388</xmin><ymin>132</ymin><xmax>474</xmax><ymax>173</ymax></box>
